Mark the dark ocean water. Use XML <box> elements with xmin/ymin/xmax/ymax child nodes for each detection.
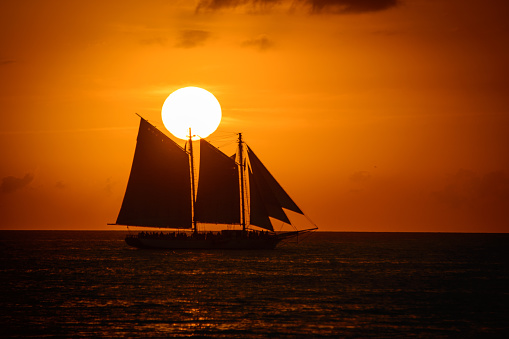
<box><xmin>1</xmin><ymin>231</ymin><xmax>508</xmax><ymax>338</ymax></box>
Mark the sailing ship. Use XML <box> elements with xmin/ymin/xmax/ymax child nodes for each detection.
<box><xmin>112</xmin><ymin>116</ymin><xmax>317</xmax><ymax>249</ymax></box>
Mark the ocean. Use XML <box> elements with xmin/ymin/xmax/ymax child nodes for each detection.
<box><xmin>1</xmin><ymin>231</ymin><xmax>508</xmax><ymax>338</ymax></box>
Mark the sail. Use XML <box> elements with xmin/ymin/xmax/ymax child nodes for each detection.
<box><xmin>248</xmin><ymin>169</ymin><xmax>274</xmax><ymax>231</ymax></box>
<box><xmin>194</xmin><ymin>139</ymin><xmax>241</xmax><ymax>224</ymax></box>
<box><xmin>116</xmin><ymin>118</ymin><xmax>192</xmax><ymax>228</ymax></box>
<box><xmin>247</xmin><ymin>146</ymin><xmax>303</xmax><ymax>219</ymax></box>
<box><xmin>248</xmin><ymin>161</ymin><xmax>291</xmax><ymax>225</ymax></box>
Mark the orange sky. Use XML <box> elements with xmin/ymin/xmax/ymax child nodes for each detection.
<box><xmin>1</xmin><ymin>0</ymin><xmax>508</xmax><ymax>232</ymax></box>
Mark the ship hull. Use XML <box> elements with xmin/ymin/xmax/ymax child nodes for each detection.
<box><xmin>125</xmin><ymin>235</ymin><xmax>281</xmax><ymax>250</ymax></box>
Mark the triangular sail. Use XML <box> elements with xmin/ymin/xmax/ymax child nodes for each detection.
<box><xmin>248</xmin><ymin>160</ymin><xmax>291</xmax><ymax>224</ymax></box>
<box><xmin>194</xmin><ymin>139</ymin><xmax>241</xmax><ymax>224</ymax></box>
<box><xmin>248</xmin><ymin>168</ymin><xmax>274</xmax><ymax>231</ymax></box>
<box><xmin>247</xmin><ymin>146</ymin><xmax>303</xmax><ymax>218</ymax></box>
<box><xmin>116</xmin><ymin>118</ymin><xmax>192</xmax><ymax>228</ymax></box>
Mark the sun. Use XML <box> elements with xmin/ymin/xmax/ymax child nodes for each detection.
<box><xmin>161</xmin><ymin>87</ymin><xmax>222</xmax><ymax>141</ymax></box>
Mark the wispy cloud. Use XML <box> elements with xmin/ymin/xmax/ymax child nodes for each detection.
<box><xmin>350</xmin><ymin>171</ymin><xmax>372</xmax><ymax>183</ymax></box>
<box><xmin>140</xmin><ymin>36</ymin><xmax>168</xmax><ymax>46</ymax></box>
<box><xmin>1</xmin><ymin>173</ymin><xmax>34</xmax><ymax>194</ymax></box>
<box><xmin>0</xmin><ymin>59</ymin><xmax>16</xmax><ymax>66</ymax></box>
<box><xmin>196</xmin><ymin>0</ymin><xmax>400</xmax><ymax>14</ymax></box>
<box><xmin>307</xmin><ymin>0</ymin><xmax>399</xmax><ymax>14</ymax></box>
<box><xmin>0</xmin><ymin>126</ymin><xmax>137</xmax><ymax>135</ymax></box>
<box><xmin>241</xmin><ymin>35</ymin><xmax>274</xmax><ymax>51</ymax></box>
<box><xmin>371</xmin><ymin>29</ymin><xmax>402</xmax><ymax>36</ymax></box>
<box><xmin>55</xmin><ymin>181</ymin><xmax>66</xmax><ymax>189</ymax></box>
<box><xmin>433</xmin><ymin>169</ymin><xmax>509</xmax><ymax>209</ymax></box>
<box><xmin>104</xmin><ymin>177</ymin><xmax>115</xmax><ymax>196</ymax></box>
<box><xmin>175</xmin><ymin>30</ymin><xmax>211</xmax><ymax>48</ymax></box>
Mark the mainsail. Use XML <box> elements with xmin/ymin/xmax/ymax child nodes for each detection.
<box><xmin>248</xmin><ymin>169</ymin><xmax>274</xmax><ymax>231</ymax></box>
<box><xmin>194</xmin><ymin>139</ymin><xmax>241</xmax><ymax>224</ymax></box>
<box><xmin>116</xmin><ymin>118</ymin><xmax>192</xmax><ymax>228</ymax></box>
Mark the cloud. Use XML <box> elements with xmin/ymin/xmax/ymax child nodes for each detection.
<box><xmin>140</xmin><ymin>37</ymin><xmax>168</xmax><ymax>46</ymax></box>
<box><xmin>1</xmin><ymin>173</ymin><xmax>34</xmax><ymax>194</ymax></box>
<box><xmin>175</xmin><ymin>30</ymin><xmax>211</xmax><ymax>48</ymax></box>
<box><xmin>307</xmin><ymin>0</ymin><xmax>399</xmax><ymax>14</ymax></box>
<box><xmin>0</xmin><ymin>59</ymin><xmax>16</xmax><ymax>66</ymax></box>
<box><xmin>0</xmin><ymin>126</ymin><xmax>138</xmax><ymax>136</ymax></box>
<box><xmin>55</xmin><ymin>181</ymin><xmax>66</xmax><ymax>189</ymax></box>
<box><xmin>433</xmin><ymin>169</ymin><xmax>509</xmax><ymax>209</ymax></box>
<box><xmin>104</xmin><ymin>177</ymin><xmax>114</xmax><ymax>196</ymax></box>
<box><xmin>196</xmin><ymin>0</ymin><xmax>400</xmax><ymax>14</ymax></box>
<box><xmin>241</xmin><ymin>35</ymin><xmax>274</xmax><ymax>51</ymax></box>
<box><xmin>350</xmin><ymin>171</ymin><xmax>371</xmax><ymax>183</ymax></box>
<box><xmin>196</xmin><ymin>0</ymin><xmax>263</xmax><ymax>12</ymax></box>
<box><xmin>371</xmin><ymin>29</ymin><xmax>401</xmax><ymax>36</ymax></box>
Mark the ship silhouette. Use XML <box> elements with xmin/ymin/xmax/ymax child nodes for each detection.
<box><xmin>112</xmin><ymin>116</ymin><xmax>317</xmax><ymax>249</ymax></box>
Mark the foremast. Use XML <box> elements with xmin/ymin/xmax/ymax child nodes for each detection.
<box><xmin>188</xmin><ymin>128</ymin><xmax>198</xmax><ymax>234</ymax></box>
<box><xmin>238</xmin><ymin>133</ymin><xmax>247</xmax><ymax>232</ymax></box>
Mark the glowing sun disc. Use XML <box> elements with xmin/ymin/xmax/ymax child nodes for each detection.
<box><xmin>161</xmin><ymin>87</ymin><xmax>221</xmax><ymax>140</ymax></box>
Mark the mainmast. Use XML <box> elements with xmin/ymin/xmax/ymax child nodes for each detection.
<box><xmin>189</xmin><ymin>128</ymin><xmax>198</xmax><ymax>234</ymax></box>
<box><xmin>238</xmin><ymin>133</ymin><xmax>247</xmax><ymax>232</ymax></box>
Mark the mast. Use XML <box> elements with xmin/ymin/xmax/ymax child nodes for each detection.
<box><xmin>189</xmin><ymin>128</ymin><xmax>198</xmax><ymax>234</ymax></box>
<box><xmin>238</xmin><ymin>133</ymin><xmax>247</xmax><ymax>232</ymax></box>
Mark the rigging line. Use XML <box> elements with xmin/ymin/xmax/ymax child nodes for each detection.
<box><xmin>302</xmin><ymin>213</ymin><xmax>319</xmax><ymax>230</ymax></box>
<box><xmin>296</xmin><ymin>229</ymin><xmax>317</xmax><ymax>245</ymax></box>
<box><xmin>208</xmin><ymin>131</ymin><xmax>238</xmax><ymax>137</ymax></box>
<box><xmin>212</xmin><ymin>129</ymin><xmax>242</xmax><ymax>135</ymax></box>
<box><xmin>214</xmin><ymin>140</ymin><xmax>237</xmax><ymax>149</ymax></box>
<box><xmin>205</xmin><ymin>135</ymin><xmax>238</xmax><ymax>144</ymax></box>
<box><xmin>201</xmin><ymin>138</ymin><xmax>236</xmax><ymax>160</ymax></box>
<box><xmin>283</xmin><ymin>207</ymin><xmax>318</xmax><ymax>231</ymax></box>
<box><xmin>282</xmin><ymin>214</ymin><xmax>298</xmax><ymax>232</ymax></box>
<box><xmin>206</xmin><ymin>130</ymin><xmax>238</xmax><ymax>138</ymax></box>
